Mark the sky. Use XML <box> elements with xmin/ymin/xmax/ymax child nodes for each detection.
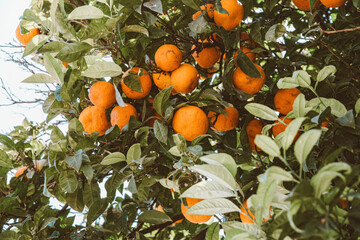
<box><xmin>0</xmin><ymin>0</ymin><xmax>47</xmax><ymax>134</ymax></box>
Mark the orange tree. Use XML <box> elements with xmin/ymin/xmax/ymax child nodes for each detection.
<box><xmin>1</xmin><ymin>0</ymin><xmax>360</xmax><ymax>239</ymax></box>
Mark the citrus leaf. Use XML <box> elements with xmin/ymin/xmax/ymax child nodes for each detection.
<box><xmin>182</xmin><ymin>0</ymin><xmax>199</xmax><ymax>10</ymax></box>
<box><xmin>245</xmin><ymin>103</ymin><xmax>278</xmax><ymax>121</ymax></box>
<box><xmin>265</xmin><ymin>23</ymin><xmax>286</xmax><ymax>42</ymax></box>
<box><xmin>190</xmin><ymin>165</ymin><xmax>237</xmax><ymax>191</ymax></box>
<box><xmin>82</xmin><ymin>61</ymin><xmax>123</xmax><ymax>78</ymax></box>
<box><xmin>43</xmin><ymin>53</ymin><xmax>64</xmax><ymax>84</ymax></box>
<box><xmin>101</xmin><ymin>152</ymin><xmax>126</xmax><ymax>165</ymax></box>
<box><xmin>236</xmin><ymin>50</ymin><xmax>261</xmax><ymax>78</ymax></box>
<box><xmin>200</xmin><ymin>153</ymin><xmax>237</xmax><ymax>178</ymax></box>
<box><xmin>22</xmin><ymin>73</ymin><xmax>57</xmax><ymax>83</ymax></box>
<box><xmin>143</xmin><ymin>0</ymin><xmax>163</xmax><ymax>14</ymax></box>
<box><xmin>292</xmin><ymin>94</ymin><xmax>310</xmax><ymax>117</ymax></box>
<box><xmin>139</xmin><ymin>210</ymin><xmax>172</xmax><ymax>224</ymax></box>
<box><xmin>0</xmin><ymin>150</ymin><xmax>13</xmax><ymax>169</ymax></box>
<box><xmin>221</xmin><ymin>222</ymin><xmax>266</xmax><ymax>239</ymax></box>
<box><xmin>186</xmin><ymin>198</ymin><xmax>240</xmax><ymax>215</ymax></box>
<box><xmin>121</xmin><ymin>25</ymin><xmax>149</xmax><ymax>37</ymax></box>
<box><xmin>23</xmin><ymin>34</ymin><xmax>49</xmax><ymax>57</ymax></box>
<box><xmin>56</xmin><ymin>42</ymin><xmax>92</xmax><ymax>62</ymax></box>
<box><xmin>317</xmin><ymin>65</ymin><xmax>336</xmax><ymax>82</ymax></box>
<box><xmin>86</xmin><ymin>198</ymin><xmax>108</xmax><ymax>226</ymax></box>
<box><xmin>59</xmin><ymin>170</ymin><xmax>78</xmax><ymax>193</ymax></box>
<box><xmin>308</xmin><ymin>97</ymin><xmax>347</xmax><ymax>117</ymax></box>
<box><xmin>282</xmin><ymin>117</ymin><xmax>306</xmax><ymax>151</ymax></box>
<box><xmin>153</xmin><ymin>86</ymin><xmax>173</xmax><ymax>116</ymax></box>
<box><xmin>68</xmin><ymin>6</ymin><xmax>104</xmax><ymax>20</ymax></box>
<box><xmin>355</xmin><ymin>98</ymin><xmax>360</xmax><ymax>116</ymax></box>
<box><xmin>293</xmin><ymin>70</ymin><xmax>311</xmax><ymax>88</ymax></box>
<box><xmin>153</xmin><ymin>120</ymin><xmax>168</xmax><ymax>144</ymax></box>
<box><xmin>206</xmin><ymin>222</ymin><xmax>220</xmax><ymax>240</ymax></box>
<box><xmin>180</xmin><ymin>181</ymin><xmax>236</xmax><ymax>199</ymax></box>
<box><xmin>277</xmin><ymin>77</ymin><xmax>299</xmax><ymax>89</ymax></box>
<box><xmin>254</xmin><ymin>135</ymin><xmax>281</xmax><ymax>157</ymax></box>
<box><xmin>259</xmin><ymin>166</ymin><xmax>296</xmax><ymax>182</ymax></box>
<box><xmin>127</xmin><ymin>143</ymin><xmax>141</xmax><ymax>162</ymax></box>
<box><xmin>294</xmin><ymin>129</ymin><xmax>322</xmax><ymax>167</ymax></box>
<box><xmin>65</xmin><ymin>150</ymin><xmax>83</xmax><ymax>171</ymax></box>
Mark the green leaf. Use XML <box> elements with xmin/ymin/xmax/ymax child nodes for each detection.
<box><xmin>38</xmin><ymin>41</ymin><xmax>67</xmax><ymax>53</ymax></box>
<box><xmin>123</xmin><ymin>73</ymin><xmax>143</xmax><ymax>92</ymax></box>
<box><xmin>121</xmin><ymin>25</ymin><xmax>149</xmax><ymax>37</ymax></box>
<box><xmin>292</xmin><ymin>94</ymin><xmax>310</xmax><ymax>117</ymax></box>
<box><xmin>23</xmin><ymin>34</ymin><xmax>49</xmax><ymax>57</ymax></box>
<box><xmin>59</xmin><ymin>170</ymin><xmax>78</xmax><ymax>193</ymax></box>
<box><xmin>0</xmin><ymin>134</ymin><xmax>15</xmax><ymax>150</ymax></box>
<box><xmin>180</xmin><ymin>181</ymin><xmax>236</xmax><ymax>199</ymax></box>
<box><xmin>143</xmin><ymin>0</ymin><xmax>163</xmax><ymax>14</ymax></box>
<box><xmin>65</xmin><ymin>150</ymin><xmax>83</xmax><ymax>171</ymax></box>
<box><xmin>101</xmin><ymin>152</ymin><xmax>126</xmax><ymax>165</ymax></box>
<box><xmin>282</xmin><ymin>117</ymin><xmax>306</xmax><ymax>151</ymax></box>
<box><xmin>265</xmin><ymin>24</ymin><xmax>286</xmax><ymax>42</ymax></box>
<box><xmin>83</xmin><ymin>182</ymin><xmax>100</xmax><ymax>208</ymax></box>
<box><xmin>253</xmin><ymin>180</ymin><xmax>277</xmax><ymax>224</ymax></box>
<box><xmin>22</xmin><ymin>73</ymin><xmax>57</xmax><ymax>84</ymax></box>
<box><xmin>0</xmin><ymin>230</ymin><xmax>20</xmax><ymax>239</ymax></box>
<box><xmin>56</xmin><ymin>42</ymin><xmax>92</xmax><ymax>62</ymax></box>
<box><xmin>186</xmin><ymin>198</ymin><xmax>240</xmax><ymax>215</ymax></box>
<box><xmin>0</xmin><ymin>150</ymin><xmax>13</xmax><ymax>169</ymax></box>
<box><xmin>336</xmin><ymin>110</ymin><xmax>356</xmax><ymax>129</ymax></box>
<box><xmin>68</xmin><ymin>6</ymin><xmax>104</xmax><ymax>20</ymax></box>
<box><xmin>127</xmin><ymin>143</ymin><xmax>141</xmax><ymax>162</ymax></box>
<box><xmin>43</xmin><ymin>53</ymin><xmax>64</xmax><ymax>84</ymax></box>
<box><xmin>355</xmin><ymin>98</ymin><xmax>360</xmax><ymax>116</ymax></box>
<box><xmin>82</xmin><ymin>61</ymin><xmax>123</xmax><ymax>78</ymax></box>
<box><xmin>293</xmin><ymin>70</ymin><xmax>311</xmax><ymax>88</ymax></box>
<box><xmin>254</xmin><ymin>135</ymin><xmax>281</xmax><ymax>157</ymax></box>
<box><xmin>245</xmin><ymin>103</ymin><xmax>278</xmax><ymax>121</ymax></box>
<box><xmin>260</xmin><ymin>166</ymin><xmax>296</xmax><ymax>183</ymax></box>
<box><xmin>86</xmin><ymin>198</ymin><xmax>108</xmax><ymax>226</ymax></box>
<box><xmin>277</xmin><ymin>77</ymin><xmax>299</xmax><ymax>89</ymax></box>
<box><xmin>206</xmin><ymin>222</ymin><xmax>220</xmax><ymax>240</ymax></box>
<box><xmin>154</xmin><ymin>86</ymin><xmax>173</xmax><ymax>116</ymax></box>
<box><xmin>308</xmin><ymin>97</ymin><xmax>347</xmax><ymax>117</ymax></box>
<box><xmin>200</xmin><ymin>153</ymin><xmax>237</xmax><ymax>177</ymax></box>
<box><xmin>189</xmin><ymin>16</ymin><xmax>211</xmax><ymax>34</ymax></box>
<box><xmin>317</xmin><ymin>65</ymin><xmax>336</xmax><ymax>82</ymax></box>
<box><xmin>154</xmin><ymin>120</ymin><xmax>168</xmax><ymax>144</ymax></box>
<box><xmin>221</xmin><ymin>221</ymin><xmax>266</xmax><ymax>238</ymax></box>
<box><xmin>287</xmin><ymin>199</ymin><xmax>304</xmax><ymax>233</ymax></box>
<box><xmin>138</xmin><ymin>210</ymin><xmax>173</xmax><ymax>224</ymax></box>
<box><xmin>311</xmin><ymin>162</ymin><xmax>352</xmax><ymax>198</ymax></box>
<box><xmin>182</xmin><ymin>0</ymin><xmax>199</xmax><ymax>10</ymax></box>
<box><xmin>294</xmin><ymin>129</ymin><xmax>322</xmax><ymax>168</ymax></box>
<box><xmin>190</xmin><ymin>164</ymin><xmax>238</xmax><ymax>191</ymax></box>
<box><xmin>80</xmin><ymin>163</ymin><xmax>94</xmax><ymax>182</ymax></box>
<box><xmin>66</xmin><ymin>188</ymin><xmax>84</xmax><ymax>212</ymax></box>
<box><xmin>114</xmin><ymin>83</ymin><xmax>126</xmax><ymax>107</ymax></box>
<box><xmin>225</xmin><ymin>230</ymin><xmax>254</xmax><ymax>240</ymax></box>
<box><xmin>236</xmin><ymin>50</ymin><xmax>261</xmax><ymax>78</ymax></box>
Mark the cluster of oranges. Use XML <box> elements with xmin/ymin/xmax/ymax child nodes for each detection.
<box><xmin>292</xmin><ymin>0</ymin><xmax>347</xmax><ymax>10</ymax></box>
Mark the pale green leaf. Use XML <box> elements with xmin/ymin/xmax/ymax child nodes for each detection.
<box><xmin>265</xmin><ymin>24</ymin><xmax>286</xmax><ymax>42</ymax></box>
<box><xmin>245</xmin><ymin>103</ymin><xmax>278</xmax><ymax>121</ymax></box>
<box><xmin>355</xmin><ymin>98</ymin><xmax>360</xmax><ymax>116</ymax></box>
<box><xmin>59</xmin><ymin>170</ymin><xmax>78</xmax><ymax>193</ymax></box>
<box><xmin>206</xmin><ymin>222</ymin><xmax>220</xmax><ymax>240</ymax></box>
<box><xmin>186</xmin><ymin>198</ymin><xmax>240</xmax><ymax>215</ymax></box>
<box><xmin>294</xmin><ymin>129</ymin><xmax>322</xmax><ymax>167</ymax></box>
<box><xmin>101</xmin><ymin>152</ymin><xmax>126</xmax><ymax>165</ymax></box>
<box><xmin>23</xmin><ymin>34</ymin><xmax>49</xmax><ymax>57</ymax></box>
<box><xmin>221</xmin><ymin>221</ymin><xmax>266</xmax><ymax>239</ymax></box>
<box><xmin>43</xmin><ymin>53</ymin><xmax>64</xmax><ymax>84</ymax></box>
<box><xmin>282</xmin><ymin>117</ymin><xmax>306</xmax><ymax>150</ymax></box>
<box><xmin>254</xmin><ymin>135</ymin><xmax>281</xmax><ymax>157</ymax></box>
<box><xmin>82</xmin><ymin>61</ymin><xmax>123</xmax><ymax>78</ymax></box>
<box><xmin>68</xmin><ymin>6</ymin><xmax>104</xmax><ymax>20</ymax></box>
<box><xmin>190</xmin><ymin>165</ymin><xmax>238</xmax><ymax>191</ymax></box>
<box><xmin>180</xmin><ymin>181</ymin><xmax>236</xmax><ymax>199</ymax></box>
<box><xmin>308</xmin><ymin>97</ymin><xmax>347</xmax><ymax>117</ymax></box>
<box><xmin>127</xmin><ymin>143</ymin><xmax>141</xmax><ymax>162</ymax></box>
<box><xmin>22</xmin><ymin>73</ymin><xmax>57</xmax><ymax>84</ymax></box>
<box><xmin>121</xmin><ymin>25</ymin><xmax>149</xmax><ymax>37</ymax></box>
<box><xmin>292</xmin><ymin>93</ymin><xmax>310</xmax><ymax>117</ymax></box>
<box><xmin>259</xmin><ymin>166</ymin><xmax>295</xmax><ymax>183</ymax></box>
<box><xmin>277</xmin><ymin>77</ymin><xmax>299</xmax><ymax>89</ymax></box>
<box><xmin>200</xmin><ymin>153</ymin><xmax>237</xmax><ymax>178</ymax></box>
<box><xmin>293</xmin><ymin>70</ymin><xmax>311</xmax><ymax>88</ymax></box>
<box><xmin>317</xmin><ymin>65</ymin><xmax>336</xmax><ymax>82</ymax></box>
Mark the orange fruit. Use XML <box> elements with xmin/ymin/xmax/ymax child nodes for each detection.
<box><xmin>240</xmin><ymin>199</ymin><xmax>271</xmax><ymax>223</ymax></box>
<box><xmin>155</xmin><ymin>205</ymin><xmax>183</xmax><ymax>225</ymax></box>
<box><xmin>89</xmin><ymin>81</ymin><xmax>116</xmax><ymax>109</ymax></box>
<box><xmin>192</xmin><ymin>4</ymin><xmax>214</xmax><ymax>20</ymax></box>
<box><xmin>170</xmin><ymin>64</ymin><xmax>199</xmax><ymax>94</ymax></box>
<box><xmin>79</xmin><ymin>106</ymin><xmax>110</xmax><ymax>136</ymax></box>
<box><xmin>200</xmin><ymin>67</ymin><xmax>217</xmax><ymax>79</ymax></box>
<box><xmin>274</xmin><ymin>88</ymin><xmax>301</xmax><ymax>115</ymax></box>
<box><xmin>110</xmin><ymin>104</ymin><xmax>138</xmax><ymax>131</ymax></box>
<box><xmin>272</xmin><ymin>116</ymin><xmax>301</xmax><ymax>140</ymax></box>
<box><xmin>320</xmin><ymin>0</ymin><xmax>346</xmax><ymax>7</ymax></box>
<box><xmin>16</xmin><ymin>26</ymin><xmax>40</xmax><ymax>46</ymax></box>
<box><xmin>208</xmin><ymin>106</ymin><xmax>239</xmax><ymax>132</ymax></box>
<box><xmin>153</xmin><ymin>71</ymin><xmax>172</xmax><ymax>90</ymax></box>
<box><xmin>292</xmin><ymin>0</ymin><xmax>320</xmax><ymax>10</ymax></box>
<box><xmin>214</xmin><ymin>0</ymin><xmax>244</xmax><ymax>30</ymax></box>
<box><xmin>339</xmin><ymin>199</ymin><xmax>347</xmax><ymax>209</ymax></box>
<box><xmin>147</xmin><ymin>112</ymin><xmax>162</xmax><ymax>127</ymax></box>
<box><xmin>232</xmin><ymin>64</ymin><xmax>265</xmax><ymax>95</ymax></box>
<box><xmin>155</xmin><ymin>44</ymin><xmax>182</xmax><ymax>71</ymax></box>
<box><xmin>121</xmin><ymin>67</ymin><xmax>152</xmax><ymax>99</ymax></box>
<box><xmin>246</xmin><ymin>119</ymin><xmax>264</xmax><ymax>151</ymax></box>
<box><xmin>15</xmin><ymin>166</ymin><xmax>28</xmax><ymax>178</ymax></box>
<box><xmin>172</xmin><ymin>105</ymin><xmax>209</xmax><ymax>141</ymax></box>
<box><xmin>192</xmin><ymin>42</ymin><xmax>220</xmax><ymax>69</ymax></box>
<box><xmin>240</xmin><ymin>32</ymin><xmax>257</xmax><ymax>48</ymax></box>
<box><xmin>181</xmin><ymin>198</ymin><xmax>212</xmax><ymax>223</ymax></box>
<box><xmin>62</xmin><ymin>62</ymin><xmax>68</xmax><ymax>68</ymax></box>
<box><xmin>233</xmin><ymin>47</ymin><xmax>257</xmax><ymax>62</ymax></box>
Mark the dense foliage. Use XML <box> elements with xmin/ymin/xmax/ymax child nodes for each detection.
<box><xmin>1</xmin><ymin>0</ymin><xmax>360</xmax><ymax>239</ymax></box>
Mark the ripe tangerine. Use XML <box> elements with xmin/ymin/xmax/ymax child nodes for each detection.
<box><xmin>208</xmin><ymin>106</ymin><xmax>239</xmax><ymax>132</ymax></box>
<box><xmin>110</xmin><ymin>104</ymin><xmax>138</xmax><ymax>131</ymax></box>
<box><xmin>274</xmin><ymin>88</ymin><xmax>301</xmax><ymax>115</ymax></box>
<box><xmin>89</xmin><ymin>81</ymin><xmax>116</xmax><ymax>109</ymax></box>
<box><xmin>155</xmin><ymin>44</ymin><xmax>182</xmax><ymax>71</ymax></box>
<box><xmin>79</xmin><ymin>106</ymin><xmax>110</xmax><ymax>136</ymax></box>
<box><xmin>214</xmin><ymin>0</ymin><xmax>244</xmax><ymax>30</ymax></box>
<box><xmin>170</xmin><ymin>64</ymin><xmax>199</xmax><ymax>94</ymax></box>
<box><xmin>232</xmin><ymin>64</ymin><xmax>265</xmax><ymax>95</ymax></box>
